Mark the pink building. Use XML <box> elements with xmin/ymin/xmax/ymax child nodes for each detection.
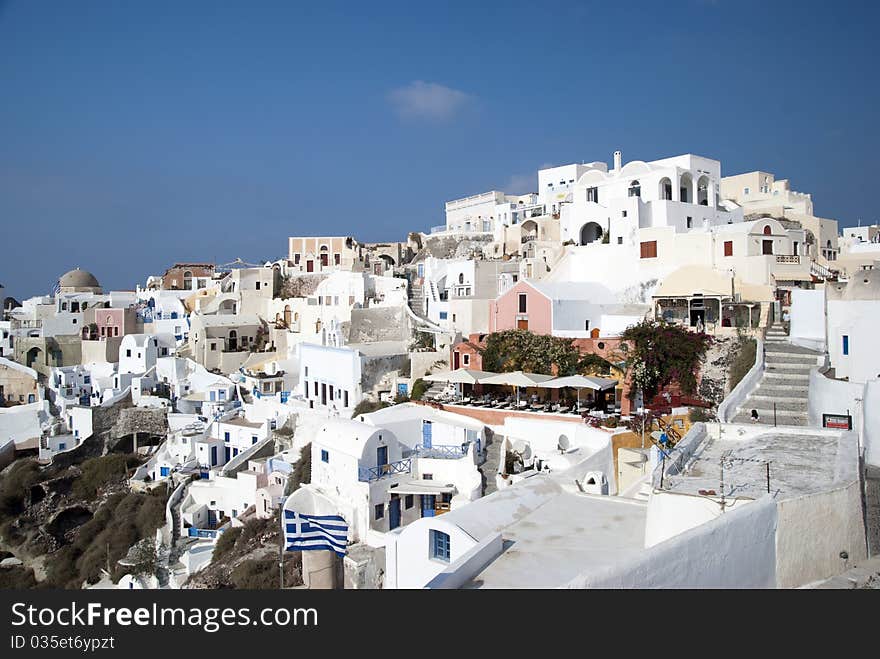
<box><xmin>488</xmin><ymin>280</ymin><xmax>553</xmax><ymax>334</ymax></box>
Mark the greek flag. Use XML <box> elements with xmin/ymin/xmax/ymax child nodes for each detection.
<box><xmin>284</xmin><ymin>509</ymin><xmax>348</xmax><ymax>556</ymax></box>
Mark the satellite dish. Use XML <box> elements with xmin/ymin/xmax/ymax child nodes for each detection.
<box><xmin>558</xmin><ymin>435</ymin><xmax>571</xmax><ymax>452</ymax></box>
<box><xmin>521</xmin><ymin>444</ymin><xmax>533</xmax><ymax>462</ymax></box>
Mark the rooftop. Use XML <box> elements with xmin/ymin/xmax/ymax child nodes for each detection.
<box><xmin>661</xmin><ymin>424</ymin><xmax>857</xmax><ymax>500</ymax></box>
<box><xmin>457</xmin><ymin>478</ymin><xmax>648</xmax><ymax>588</ymax></box>
<box><xmin>223</xmin><ymin>417</ymin><xmax>263</xmax><ymax>429</ymax></box>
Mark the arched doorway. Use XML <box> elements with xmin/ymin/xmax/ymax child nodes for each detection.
<box><xmin>228</xmin><ymin>330</ymin><xmax>238</xmax><ymax>351</ymax></box>
<box><xmin>284</xmin><ymin>305</ymin><xmax>291</xmax><ymax>326</ymax></box>
<box><xmin>679</xmin><ymin>173</ymin><xmax>693</xmax><ymax>203</ymax></box>
<box><xmin>628</xmin><ymin>180</ymin><xmax>641</xmax><ymax>198</ymax></box>
<box><xmin>579</xmin><ymin>222</ymin><xmax>603</xmax><ymax>245</ymax></box>
<box><xmin>659</xmin><ymin>177</ymin><xmax>672</xmax><ymax>200</ymax></box>
<box><xmin>521</xmin><ymin>220</ymin><xmax>538</xmax><ymax>243</ymax></box>
<box><xmin>697</xmin><ymin>176</ymin><xmax>710</xmax><ymax>206</ymax></box>
<box><xmin>26</xmin><ymin>347</ymin><xmax>42</xmax><ymax>369</ymax></box>
<box><xmin>183</xmin><ymin>270</ymin><xmax>193</xmax><ymax>290</ymax></box>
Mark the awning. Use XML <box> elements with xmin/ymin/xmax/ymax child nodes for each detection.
<box><xmin>542</xmin><ymin>375</ymin><xmax>618</xmax><ymax>391</ymax></box>
<box><xmin>478</xmin><ymin>371</ymin><xmax>556</xmax><ymax>387</ymax></box>
<box><xmin>388</xmin><ymin>482</ymin><xmax>455</xmax><ymax>496</ymax></box>
<box><xmin>422</xmin><ymin>368</ymin><xmax>497</xmax><ymax>384</ymax></box>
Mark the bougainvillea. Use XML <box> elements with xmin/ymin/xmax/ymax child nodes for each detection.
<box><xmin>618</xmin><ymin>320</ymin><xmax>712</xmax><ymax>401</ymax></box>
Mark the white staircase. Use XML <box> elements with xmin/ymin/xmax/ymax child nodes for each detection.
<box><xmin>730</xmin><ymin>323</ymin><xmax>819</xmax><ymax>426</ymax></box>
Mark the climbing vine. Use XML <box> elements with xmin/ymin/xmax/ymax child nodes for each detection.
<box><xmin>618</xmin><ymin>320</ymin><xmax>712</xmax><ymax>402</ymax></box>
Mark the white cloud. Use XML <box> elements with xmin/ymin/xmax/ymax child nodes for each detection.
<box><xmin>387</xmin><ymin>81</ymin><xmax>472</xmax><ymax>121</ymax></box>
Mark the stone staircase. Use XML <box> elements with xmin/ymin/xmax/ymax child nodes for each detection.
<box><xmin>730</xmin><ymin>323</ymin><xmax>820</xmax><ymax>426</ymax></box>
<box><xmin>479</xmin><ymin>433</ymin><xmax>503</xmax><ymax>497</ymax></box>
<box><xmin>407</xmin><ymin>280</ymin><xmax>425</xmax><ymax>317</ymax></box>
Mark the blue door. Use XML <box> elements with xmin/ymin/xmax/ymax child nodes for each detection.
<box><xmin>225</xmin><ymin>447</ymin><xmax>231</xmax><ymax>463</ymax></box>
<box><xmin>210</xmin><ymin>446</ymin><xmax>217</xmax><ymax>466</ymax></box>
<box><xmin>397</xmin><ymin>383</ymin><xmax>408</xmax><ymax>397</ymax></box>
<box><xmin>377</xmin><ymin>445</ymin><xmax>388</xmax><ymax>470</ymax></box>
<box><xmin>422</xmin><ymin>421</ymin><xmax>432</xmax><ymax>448</ymax></box>
<box><xmin>160</xmin><ymin>467</ymin><xmax>170</xmax><ymax>477</ymax></box>
<box><xmin>389</xmin><ymin>497</ymin><xmax>401</xmax><ymax>530</ymax></box>
<box><xmin>421</xmin><ymin>495</ymin><xmax>436</xmax><ymax>518</ymax></box>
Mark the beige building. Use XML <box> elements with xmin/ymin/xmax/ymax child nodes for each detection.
<box><xmin>0</xmin><ymin>357</ymin><xmax>39</xmax><ymax>405</ymax></box>
<box><xmin>288</xmin><ymin>236</ymin><xmax>363</xmax><ymax>274</ymax></box>
<box><xmin>187</xmin><ymin>313</ymin><xmax>265</xmax><ymax>373</ymax></box>
<box><xmin>721</xmin><ymin>171</ymin><xmax>839</xmax><ymax>268</ymax></box>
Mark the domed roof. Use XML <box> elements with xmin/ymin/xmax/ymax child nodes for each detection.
<box><xmin>59</xmin><ymin>268</ymin><xmax>100</xmax><ymax>289</ymax></box>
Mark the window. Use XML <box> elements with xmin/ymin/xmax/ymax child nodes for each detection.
<box><xmin>439</xmin><ymin>311</ymin><xmax>448</xmax><ymax>320</ymax></box>
<box><xmin>294</xmin><ymin>254</ymin><xmax>301</xmax><ymax>264</ymax></box>
<box><xmin>423</xmin><ymin>473</ymin><xmax>433</xmax><ymax>480</ymax></box>
<box><xmin>686</xmin><ymin>216</ymin><xmax>693</xmax><ymax>229</ymax></box>
<box><xmin>452</xmin><ymin>314</ymin><xmax>456</xmax><ymax>322</ymax></box>
<box><xmin>458</xmin><ymin>273</ymin><xmax>464</xmax><ymax>284</ymax></box>
<box><xmin>763</xmin><ymin>225</ymin><xmax>772</xmax><ymax>236</ymax></box>
<box><xmin>321</xmin><ymin>449</ymin><xmax>329</xmax><ymax>463</ymax></box>
<box><xmin>463</xmin><ymin>354</ymin><xmax>470</xmax><ymax>366</ymax></box>
<box><xmin>622</xmin><ymin>210</ymin><xmax>627</xmax><ymax>218</ymax></box>
<box><xmin>617</xmin><ymin>237</ymin><xmax>623</xmax><ymax>245</ymax></box>
<box><xmin>640</xmin><ymin>241</ymin><xmax>658</xmax><ymax>259</ymax></box>
<box><xmin>405</xmin><ymin>494</ymin><xmax>414</xmax><ymax>509</ymax></box>
<box><xmin>210</xmin><ymin>343</ymin><xmax>216</xmax><ymax>351</ymax></box>
<box><xmin>374</xmin><ymin>504</ymin><xmax>384</xmax><ymax>520</ymax></box>
<box><xmin>255</xmin><ymin>281</ymin><xmax>261</xmax><ymax>291</ymax></box>
<box><xmin>628</xmin><ymin>180</ymin><xmax>641</xmax><ymax>197</ymax></box>
<box><xmin>430</xmin><ymin>530</ymin><xmax>450</xmax><ymax>562</ymax></box>
<box><xmin>518</xmin><ymin>293</ymin><xmax>527</xmax><ymax>313</ymax></box>
<box><xmin>586</xmin><ymin>187</ymin><xmax>599</xmax><ymax>203</ymax></box>
<box><xmin>724</xmin><ymin>241</ymin><xmax>733</xmax><ymax>257</ymax></box>
<box><xmin>334</xmin><ymin>253</ymin><xmax>340</xmax><ymax>265</ymax></box>
<box><xmin>843</xmin><ymin>335</ymin><xmax>849</xmax><ymax>356</ymax></box>
<box><xmin>224</xmin><ymin>431</ymin><xmax>230</xmax><ymax>441</ymax></box>
<box><xmin>252</xmin><ymin>436</ymin><xmax>258</xmax><ymax>444</ymax></box>
<box><xmin>762</xmin><ymin>240</ymin><xmax>773</xmax><ymax>255</ymax></box>
<box><xmin>743</xmin><ymin>187</ymin><xmax>750</xmax><ymax>195</ymax></box>
<box><xmin>126</xmin><ymin>349</ymin><xmax>131</xmax><ymax>357</ymax></box>
<box><xmin>584</xmin><ymin>320</ymin><xmax>590</xmax><ymax>331</ymax></box>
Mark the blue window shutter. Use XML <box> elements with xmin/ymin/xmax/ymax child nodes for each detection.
<box><xmin>843</xmin><ymin>335</ymin><xmax>849</xmax><ymax>356</ymax></box>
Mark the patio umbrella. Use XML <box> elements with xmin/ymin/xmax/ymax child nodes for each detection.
<box><xmin>478</xmin><ymin>371</ymin><xmax>555</xmax><ymax>406</ymax></box>
<box><xmin>421</xmin><ymin>368</ymin><xmax>497</xmax><ymax>398</ymax></box>
<box><xmin>542</xmin><ymin>375</ymin><xmax>619</xmax><ymax>409</ymax></box>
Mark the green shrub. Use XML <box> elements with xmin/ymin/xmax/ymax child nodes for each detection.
<box><xmin>689</xmin><ymin>407</ymin><xmax>711</xmax><ymax>423</ymax></box>
<box><xmin>728</xmin><ymin>336</ymin><xmax>757</xmax><ymax>392</ymax></box>
<box><xmin>230</xmin><ymin>556</ymin><xmax>302</xmax><ymax>589</ymax></box>
<box><xmin>351</xmin><ymin>399</ymin><xmax>390</xmax><ymax>418</ymax></box>
<box><xmin>287</xmin><ymin>444</ymin><xmax>311</xmax><ymax>494</ymax></box>
<box><xmin>410</xmin><ymin>378</ymin><xmax>429</xmax><ymax>401</ymax></box>
<box><xmin>72</xmin><ymin>454</ymin><xmax>138</xmax><ymax>501</ymax></box>
<box><xmin>213</xmin><ymin>527</ymin><xmax>243</xmax><ymax>562</ymax></box>
<box><xmin>0</xmin><ymin>459</ymin><xmax>41</xmax><ymax>521</ymax></box>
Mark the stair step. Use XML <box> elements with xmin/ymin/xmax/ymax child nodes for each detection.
<box><xmin>744</xmin><ymin>399</ymin><xmax>808</xmax><ymax>412</ymax></box>
<box><xmin>754</xmin><ymin>386</ymin><xmax>809</xmax><ymax>397</ymax></box>
<box><xmin>731</xmin><ymin>413</ymin><xmax>809</xmax><ymax>426</ymax></box>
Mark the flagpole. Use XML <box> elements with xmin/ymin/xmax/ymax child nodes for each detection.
<box><xmin>279</xmin><ymin>508</ymin><xmax>285</xmax><ymax>589</ymax></box>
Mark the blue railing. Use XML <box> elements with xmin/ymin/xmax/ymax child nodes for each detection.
<box><xmin>358</xmin><ymin>458</ymin><xmax>412</xmax><ymax>482</ymax></box>
<box><xmin>187</xmin><ymin>528</ymin><xmax>219</xmax><ymax>539</ymax></box>
<box><xmin>412</xmin><ymin>444</ymin><xmax>468</xmax><ymax>459</ymax></box>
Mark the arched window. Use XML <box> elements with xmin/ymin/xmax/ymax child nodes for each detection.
<box><xmin>659</xmin><ymin>177</ymin><xmax>672</xmax><ymax>200</ymax></box>
<box><xmin>628</xmin><ymin>180</ymin><xmax>641</xmax><ymax>198</ymax></box>
<box><xmin>680</xmin><ymin>173</ymin><xmax>693</xmax><ymax>203</ymax></box>
<box><xmin>697</xmin><ymin>176</ymin><xmax>710</xmax><ymax>206</ymax></box>
<box><xmin>763</xmin><ymin>225</ymin><xmax>772</xmax><ymax>236</ymax></box>
<box><xmin>228</xmin><ymin>330</ymin><xmax>238</xmax><ymax>351</ymax></box>
<box><xmin>458</xmin><ymin>273</ymin><xmax>464</xmax><ymax>284</ymax></box>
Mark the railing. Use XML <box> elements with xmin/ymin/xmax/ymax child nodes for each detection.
<box><xmin>521</xmin><ymin>235</ymin><xmax>537</xmax><ymax>244</ymax></box>
<box><xmin>187</xmin><ymin>527</ymin><xmax>219</xmax><ymax>539</ymax></box>
<box><xmin>430</xmin><ymin>225</ymin><xmax>448</xmax><ymax>234</ymax></box>
<box><xmin>358</xmin><ymin>458</ymin><xmax>412</xmax><ymax>482</ymax></box>
<box><xmin>412</xmin><ymin>444</ymin><xmax>468</xmax><ymax>460</ymax></box>
<box><xmin>775</xmin><ymin>255</ymin><xmax>800</xmax><ymax>264</ymax></box>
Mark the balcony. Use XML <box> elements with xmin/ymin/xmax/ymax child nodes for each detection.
<box><xmin>358</xmin><ymin>458</ymin><xmax>412</xmax><ymax>482</ymax></box>
<box><xmin>411</xmin><ymin>444</ymin><xmax>468</xmax><ymax>459</ymax></box>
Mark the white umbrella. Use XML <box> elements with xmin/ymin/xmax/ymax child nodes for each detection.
<box><xmin>478</xmin><ymin>371</ymin><xmax>555</xmax><ymax>406</ymax></box>
<box><xmin>542</xmin><ymin>375</ymin><xmax>619</xmax><ymax>409</ymax></box>
<box><xmin>421</xmin><ymin>368</ymin><xmax>496</xmax><ymax>384</ymax></box>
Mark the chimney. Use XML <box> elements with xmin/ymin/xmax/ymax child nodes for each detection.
<box><xmin>613</xmin><ymin>150</ymin><xmax>622</xmax><ymax>172</ymax></box>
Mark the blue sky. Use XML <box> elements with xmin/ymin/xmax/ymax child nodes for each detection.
<box><xmin>2</xmin><ymin>0</ymin><xmax>878</xmax><ymax>298</ymax></box>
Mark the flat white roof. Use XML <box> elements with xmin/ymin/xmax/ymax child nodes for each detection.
<box><xmin>463</xmin><ymin>487</ymin><xmax>648</xmax><ymax>589</ymax></box>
